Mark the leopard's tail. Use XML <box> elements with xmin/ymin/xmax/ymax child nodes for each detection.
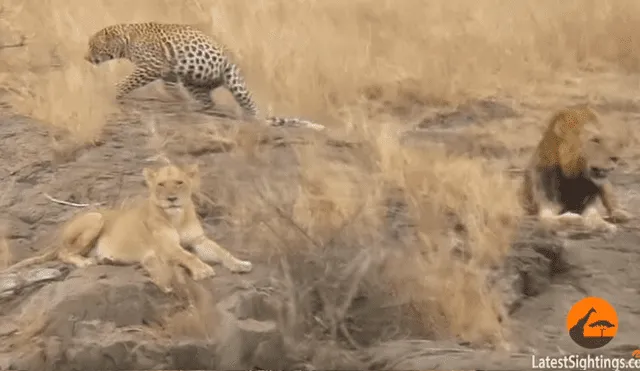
<box><xmin>266</xmin><ymin>116</ymin><xmax>326</xmax><ymax>131</ymax></box>
<box><xmin>221</xmin><ymin>62</ymin><xmax>326</xmax><ymax>131</ymax></box>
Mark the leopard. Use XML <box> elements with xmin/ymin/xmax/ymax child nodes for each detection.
<box><xmin>84</xmin><ymin>22</ymin><xmax>325</xmax><ymax>131</ymax></box>
<box><xmin>520</xmin><ymin>104</ymin><xmax>632</xmax><ymax>233</ymax></box>
<box><xmin>6</xmin><ymin>163</ymin><xmax>252</xmax><ymax>293</ymax></box>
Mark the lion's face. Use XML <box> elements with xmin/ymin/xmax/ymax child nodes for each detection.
<box><xmin>143</xmin><ymin>164</ymin><xmax>199</xmax><ymax>211</ymax></box>
<box><xmin>84</xmin><ymin>28</ymin><xmax>124</xmax><ymax>65</ymax></box>
<box><xmin>583</xmin><ymin>134</ymin><xmax>619</xmax><ymax>186</ymax></box>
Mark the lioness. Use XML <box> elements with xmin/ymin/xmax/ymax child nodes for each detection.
<box><xmin>8</xmin><ymin>163</ymin><xmax>252</xmax><ymax>292</ymax></box>
<box><xmin>520</xmin><ymin>105</ymin><xmax>632</xmax><ymax>233</ymax></box>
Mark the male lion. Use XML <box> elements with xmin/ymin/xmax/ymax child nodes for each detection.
<box><xmin>520</xmin><ymin>105</ymin><xmax>632</xmax><ymax>233</ymax></box>
<box><xmin>7</xmin><ymin>163</ymin><xmax>252</xmax><ymax>292</ymax></box>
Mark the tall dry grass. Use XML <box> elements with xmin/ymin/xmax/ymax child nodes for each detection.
<box><xmin>1</xmin><ymin>0</ymin><xmax>638</xmax><ymax>347</ymax></box>
<box><xmin>239</xmin><ymin>117</ymin><xmax>520</xmax><ymax>345</ymax></box>
<box><xmin>1</xmin><ymin>0</ymin><xmax>640</xmax><ymax>140</ymax></box>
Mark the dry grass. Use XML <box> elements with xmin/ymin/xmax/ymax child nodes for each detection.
<box><xmin>219</xmin><ymin>118</ymin><xmax>521</xmax><ymax>345</ymax></box>
<box><xmin>2</xmin><ymin>0</ymin><xmax>640</xmax><ymax>137</ymax></box>
<box><xmin>2</xmin><ymin>0</ymin><xmax>640</xmax><ymax>351</ymax></box>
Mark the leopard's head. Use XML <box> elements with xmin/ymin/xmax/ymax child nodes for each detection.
<box><xmin>84</xmin><ymin>25</ymin><xmax>128</xmax><ymax>64</ymax></box>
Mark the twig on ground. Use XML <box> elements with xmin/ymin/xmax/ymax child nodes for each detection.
<box><xmin>43</xmin><ymin>193</ymin><xmax>104</xmax><ymax>208</ymax></box>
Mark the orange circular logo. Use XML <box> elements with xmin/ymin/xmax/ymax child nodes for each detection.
<box><xmin>566</xmin><ymin>297</ymin><xmax>618</xmax><ymax>349</ymax></box>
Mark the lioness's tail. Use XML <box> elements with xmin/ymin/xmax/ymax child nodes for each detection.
<box><xmin>5</xmin><ymin>212</ymin><xmax>105</xmax><ymax>272</ymax></box>
<box><xmin>5</xmin><ymin>247</ymin><xmax>58</xmax><ymax>272</ymax></box>
<box><xmin>266</xmin><ymin>116</ymin><xmax>326</xmax><ymax>131</ymax></box>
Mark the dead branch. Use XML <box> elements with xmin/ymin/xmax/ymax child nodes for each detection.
<box><xmin>251</xmin><ymin>180</ymin><xmax>322</xmax><ymax>249</ymax></box>
<box><xmin>0</xmin><ymin>35</ymin><xmax>26</xmax><ymax>50</ymax></box>
<box><xmin>144</xmin><ymin>153</ymin><xmax>172</xmax><ymax>164</ymax></box>
<box><xmin>506</xmin><ymin>167</ymin><xmax>524</xmax><ymax>174</ymax></box>
<box><xmin>43</xmin><ymin>193</ymin><xmax>104</xmax><ymax>208</ymax></box>
<box><xmin>336</xmin><ymin>250</ymin><xmax>373</xmax><ymax>320</ymax></box>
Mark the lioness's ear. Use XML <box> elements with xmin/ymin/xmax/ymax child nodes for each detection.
<box><xmin>184</xmin><ymin>163</ymin><xmax>200</xmax><ymax>181</ymax></box>
<box><xmin>142</xmin><ymin>167</ymin><xmax>156</xmax><ymax>186</ymax></box>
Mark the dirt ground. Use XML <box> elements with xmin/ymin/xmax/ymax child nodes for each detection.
<box><xmin>0</xmin><ymin>70</ymin><xmax>640</xmax><ymax>370</ymax></box>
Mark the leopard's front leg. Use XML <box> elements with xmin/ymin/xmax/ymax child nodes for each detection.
<box><xmin>115</xmin><ymin>67</ymin><xmax>161</xmax><ymax>99</ymax></box>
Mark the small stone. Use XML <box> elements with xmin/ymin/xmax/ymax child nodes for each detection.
<box><xmin>0</xmin><ymin>272</ymin><xmax>21</xmax><ymax>293</ymax></box>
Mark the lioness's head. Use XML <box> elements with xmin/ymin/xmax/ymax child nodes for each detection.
<box><xmin>143</xmin><ymin>164</ymin><xmax>200</xmax><ymax>210</ymax></box>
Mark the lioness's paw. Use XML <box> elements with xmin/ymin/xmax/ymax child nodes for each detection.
<box><xmin>556</xmin><ymin>212</ymin><xmax>583</xmax><ymax>225</ymax></box>
<box><xmin>191</xmin><ymin>264</ymin><xmax>216</xmax><ymax>280</ymax></box>
<box><xmin>76</xmin><ymin>258</ymin><xmax>96</xmax><ymax>268</ymax></box>
<box><xmin>230</xmin><ymin>260</ymin><xmax>253</xmax><ymax>274</ymax></box>
<box><xmin>609</xmin><ymin>209</ymin><xmax>632</xmax><ymax>223</ymax></box>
